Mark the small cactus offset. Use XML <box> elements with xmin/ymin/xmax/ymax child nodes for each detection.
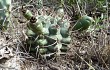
<box><xmin>22</xmin><ymin>7</ymin><xmax>71</xmax><ymax>56</ymax></box>
<box><xmin>72</xmin><ymin>15</ymin><xmax>95</xmax><ymax>32</ymax></box>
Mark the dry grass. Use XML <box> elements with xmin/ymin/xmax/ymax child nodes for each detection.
<box><xmin>0</xmin><ymin>0</ymin><xmax>110</xmax><ymax>70</ymax></box>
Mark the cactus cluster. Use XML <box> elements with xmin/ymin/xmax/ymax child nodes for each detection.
<box><xmin>22</xmin><ymin>7</ymin><xmax>71</xmax><ymax>55</ymax></box>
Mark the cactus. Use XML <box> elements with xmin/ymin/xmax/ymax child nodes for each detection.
<box><xmin>72</xmin><ymin>15</ymin><xmax>95</xmax><ymax>31</ymax></box>
<box><xmin>22</xmin><ymin>7</ymin><xmax>71</xmax><ymax>56</ymax></box>
<box><xmin>0</xmin><ymin>0</ymin><xmax>11</xmax><ymax>30</ymax></box>
<box><xmin>26</xmin><ymin>29</ymin><xmax>36</xmax><ymax>37</ymax></box>
<box><xmin>28</xmin><ymin>17</ymin><xmax>43</xmax><ymax>35</ymax></box>
<box><xmin>37</xmin><ymin>39</ymin><xmax>48</xmax><ymax>46</ymax></box>
<box><xmin>42</xmin><ymin>28</ymin><xmax>49</xmax><ymax>35</ymax></box>
<box><xmin>39</xmin><ymin>48</ymin><xmax>48</xmax><ymax>54</ymax></box>
<box><xmin>22</xmin><ymin>9</ymin><xmax>33</xmax><ymax>20</ymax></box>
<box><xmin>47</xmin><ymin>45</ymin><xmax>56</xmax><ymax>52</ymax></box>
<box><xmin>48</xmin><ymin>24</ymin><xmax>59</xmax><ymax>35</ymax></box>
<box><xmin>61</xmin><ymin>36</ymin><xmax>71</xmax><ymax>44</ymax></box>
<box><xmin>60</xmin><ymin>28</ymin><xmax>69</xmax><ymax>38</ymax></box>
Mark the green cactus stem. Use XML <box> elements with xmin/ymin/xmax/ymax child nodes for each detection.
<box><xmin>61</xmin><ymin>36</ymin><xmax>71</xmax><ymax>44</ymax></box>
<box><xmin>50</xmin><ymin>17</ymin><xmax>55</xmax><ymax>24</ymax></box>
<box><xmin>45</xmin><ymin>35</ymin><xmax>56</xmax><ymax>45</ymax></box>
<box><xmin>47</xmin><ymin>45</ymin><xmax>56</xmax><ymax>52</ymax></box>
<box><xmin>60</xmin><ymin>27</ymin><xmax>69</xmax><ymax>38</ymax></box>
<box><xmin>72</xmin><ymin>15</ymin><xmax>95</xmax><ymax>31</ymax></box>
<box><xmin>39</xmin><ymin>48</ymin><xmax>48</xmax><ymax>54</ymax></box>
<box><xmin>27</xmin><ymin>17</ymin><xmax>43</xmax><ymax>35</ymax></box>
<box><xmin>47</xmin><ymin>34</ymin><xmax>62</xmax><ymax>43</ymax></box>
<box><xmin>57</xmin><ymin>19</ymin><xmax>70</xmax><ymax>28</ymax></box>
<box><xmin>42</xmin><ymin>28</ymin><xmax>49</xmax><ymax>35</ymax></box>
<box><xmin>0</xmin><ymin>0</ymin><xmax>11</xmax><ymax>30</ymax></box>
<box><xmin>48</xmin><ymin>24</ymin><xmax>59</xmax><ymax>35</ymax></box>
<box><xmin>37</xmin><ymin>39</ymin><xmax>48</xmax><ymax>46</ymax></box>
<box><xmin>22</xmin><ymin>9</ymin><xmax>33</xmax><ymax>20</ymax></box>
<box><xmin>57</xmin><ymin>19</ymin><xmax>64</xmax><ymax>27</ymax></box>
<box><xmin>26</xmin><ymin>29</ymin><xmax>36</xmax><ymax>37</ymax></box>
<box><xmin>48</xmin><ymin>24</ymin><xmax>62</xmax><ymax>41</ymax></box>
